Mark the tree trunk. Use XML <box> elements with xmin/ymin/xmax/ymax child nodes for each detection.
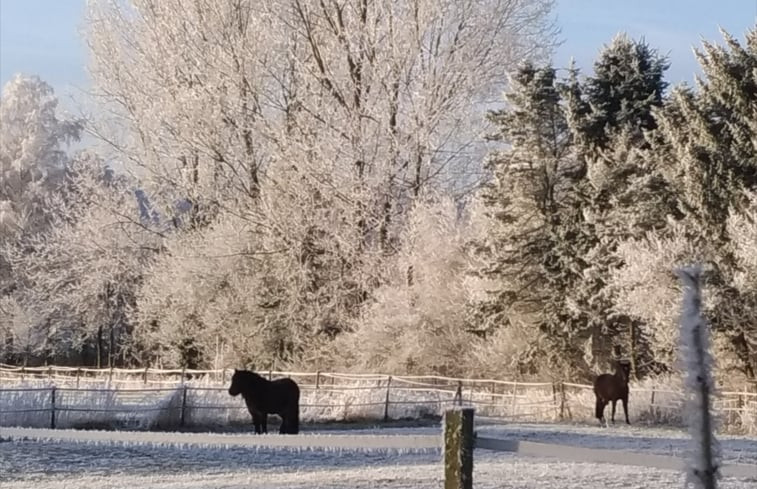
<box><xmin>96</xmin><ymin>324</ymin><xmax>103</xmax><ymax>368</ymax></box>
<box><xmin>109</xmin><ymin>322</ymin><xmax>115</xmax><ymax>368</ymax></box>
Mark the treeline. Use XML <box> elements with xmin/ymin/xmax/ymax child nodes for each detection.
<box><xmin>0</xmin><ymin>1</ymin><xmax>754</xmax><ymax>384</ymax></box>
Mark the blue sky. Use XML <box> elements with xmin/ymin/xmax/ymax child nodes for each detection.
<box><xmin>0</xmin><ymin>0</ymin><xmax>755</xmax><ymax>101</ymax></box>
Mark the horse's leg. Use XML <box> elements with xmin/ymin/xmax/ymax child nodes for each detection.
<box><xmin>611</xmin><ymin>400</ymin><xmax>617</xmax><ymax>424</ymax></box>
<box><xmin>290</xmin><ymin>406</ymin><xmax>299</xmax><ymax>434</ymax></box>
<box><xmin>261</xmin><ymin>413</ymin><xmax>268</xmax><ymax>433</ymax></box>
<box><xmin>622</xmin><ymin>395</ymin><xmax>630</xmax><ymax>425</ymax></box>
<box><xmin>594</xmin><ymin>397</ymin><xmax>606</xmax><ymax>424</ymax></box>
<box><xmin>252</xmin><ymin>412</ymin><xmax>262</xmax><ymax>434</ymax></box>
<box><xmin>283</xmin><ymin>406</ymin><xmax>299</xmax><ymax>434</ymax></box>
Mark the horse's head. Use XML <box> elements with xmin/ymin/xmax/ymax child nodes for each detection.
<box><xmin>616</xmin><ymin>360</ymin><xmax>631</xmax><ymax>383</ymax></box>
<box><xmin>228</xmin><ymin>369</ymin><xmax>243</xmax><ymax>396</ymax></box>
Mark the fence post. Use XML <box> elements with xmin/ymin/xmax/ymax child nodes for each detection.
<box><xmin>76</xmin><ymin>368</ymin><xmax>81</xmax><ymax>389</ymax></box>
<box><xmin>650</xmin><ymin>389</ymin><xmax>656</xmax><ymax>420</ymax></box>
<box><xmin>48</xmin><ymin>366</ymin><xmax>53</xmax><ymax>379</ymax></box>
<box><xmin>383</xmin><ymin>376</ymin><xmax>393</xmax><ymax>421</ymax></box>
<box><xmin>453</xmin><ymin>381</ymin><xmax>463</xmax><ymax>406</ymax></box>
<box><xmin>143</xmin><ymin>366</ymin><xmax>149</xmax><ymax>385</ymax></box>
<box><xmin>559</xmin><ymin>382</ymin><xmax>566</xmax><ymax>420</ymax></box>
<box><xmin>510</xmin><ymin>382</ymin><xmax>518</xmax><ymax>416</ymax></box>
<box><xmin>552</xmin><ymin>382</ymin><xmax>557</xmax><ymax>414</ymax></box>
<box><xmin>50</xmin><ymin>386</ymin><xmax>56</xmax><ymax>429</ymax></box>
<box><xmin>180</xmin><ymin>384</ymin><xmax>188</xmax><ymax>428</ymax></box>
<box><xmin>443</xmin><ymin>408</ymin><xmax>474</xmax><ymax>489</ymax></box>
<box><xmin>268</xmin><ymin>369</ymin><xmax>273</xmax><ymax>381</ymax></box>
<box><xmin>108</xmin><ymin>365</ymin><xmax>113</xmax><ymax>383</ymax></box>
<box><xmin>315</xmin><ymin>371</ymin><xmax>321</xmax><ymax>390</ymax></box>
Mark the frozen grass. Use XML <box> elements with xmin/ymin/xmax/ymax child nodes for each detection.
<box><xmin>0</xmin><ymin>423</ymin><xmax>754</xmax><ymax>489</ymax></box>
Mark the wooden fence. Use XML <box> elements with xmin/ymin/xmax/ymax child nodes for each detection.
<box><xmin>1</xmin><ymin>365</ymin><xmax>756</xmax><ymax>432</ymax></box>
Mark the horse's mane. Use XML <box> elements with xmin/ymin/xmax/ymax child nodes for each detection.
<box><xmin>233</xmin><ymin>369</ymin><xmax>268</xmax><ymax>385</ymax></box>
<box><xmin>232</xmin><ymin>370</ymin><xmax>270</xmax><ymax>390</ymax></box>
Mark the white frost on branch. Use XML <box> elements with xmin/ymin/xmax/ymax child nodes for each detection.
<box><xmin>676</xmin><ymin>265</ymin><xmax>720</xmax><ymax>489</ymax></box>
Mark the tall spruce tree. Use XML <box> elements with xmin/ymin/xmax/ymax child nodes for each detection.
<box><xmin>476</xmin><ymin>63</ymin><xmax>588</xmax><ymax>375</ymax></box>
<box><xmin>651</xmin><ymin>28</ymin><xmax>757</xmax><ymax>378</ymax></box>
<box><xmin>655</xmin><ymin>29</ymin><xmax>757</xmax><ymax>243</ymax></box>
<box><xmin>560</xmin><ymin>35</ymin><xmax>672</xmax><ymax>375</ymax></box>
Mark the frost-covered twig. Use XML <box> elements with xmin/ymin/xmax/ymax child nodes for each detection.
<box><xmin>675</xmin><ymin>265</ymin><xmax>719</xmax><ymax>489</ymax></box>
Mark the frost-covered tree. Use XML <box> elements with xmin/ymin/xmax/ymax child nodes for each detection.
<box><xmin>560</xmin><ymin>35</ymin><xmax>672</xmax><ymax>375</ymax></box>
<box><xmin>654</xmin><ymin>29</ymin><xmax>757</xmax><ymax>244</ymax></box>
<box><xmin>0</xmin><ymin>75</ymin><xmax>83</xmax><ymax>239</ymax></box>
<box><xmin>337</xmin><ymin>194</ymin><xmax>484</xmax><ymax>376</ymax></box>
<box><xmin>478</xmin><ymin>36</ymin><xmax>676</xmax><ymax>379</ymax></box>
<box><xmin>566</xmin><ymin>34</ymin><xmax>669</xmax><ymax>159</ymax></box>
<box><xmin>5</xmin><ymin>153</ymin><xmax>159</xmax><ymax>366</ymax></box>
<box><xmin>613</xmin><ymin>28</ymin><xmax>757</xmax><ymax>380</ymax></box>
<box><xmin>84</xmin><ymin>0</ymin><xmax>559</xmax><ymax>367</ymax></box>
<box><xmin>0</xmin><ymin>74</ymin><xmax>83</xmax><ymax>362</ymax></box>
<box><xmin>474</xmin><ymin>62</ymin><xmax>588</xmax><ymax>375</ymax></box>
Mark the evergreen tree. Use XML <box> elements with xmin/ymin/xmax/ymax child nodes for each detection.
<box><xmin>560</xmin><ymin>35</ymin><xmax>672</xmax><ymax>375</ymax></box>
<box><xmin>568</xmin><ymin>34</ymin><xmax>669</xmax><ymax>159</ymax></box>
<box><xmin>650</xmin><ymin>28</ymin><xmax>757</xmax><ymax>378</ymax></box>
<box><xmin>655</xmin><ymin>29</ymin><xmax>757</xmax><ymax>243</ymax></box>
<box><xmin>476</xmin><ymin>63</ymin><xmax>587</xmax><ymax>375</ymax></box>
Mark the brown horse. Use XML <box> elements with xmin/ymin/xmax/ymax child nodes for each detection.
<box><xmin>593</xmin><ymin>360</ymin><xmax>631</xmax><ymax>426</ymax></box>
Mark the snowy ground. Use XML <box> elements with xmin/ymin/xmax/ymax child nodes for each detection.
<box><xmin>1</xmin><ymin>422</ymin><xmax>755</xmax><ymax>488</ymax></box>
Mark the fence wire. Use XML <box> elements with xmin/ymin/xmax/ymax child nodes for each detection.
<box><xmin>1</xmin><ymin>366</ymin><xmax>755</xmax><ymax>433</ymax></box>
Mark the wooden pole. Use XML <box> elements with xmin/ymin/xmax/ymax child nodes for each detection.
<box><xmin>383</xmin><ymin>376</ymin><xmax>393</xmax><ymax>421</ymax></box>
<box><xmin>180</xmin><ymin>384</ymin><xmax>188</xmax><ymax>428</ymax></box>
<box><xmin>443</xmin><ymin>408</ymin><xmax>474</xmax><ymax>489</ymax></box>
<box><xmin>454</xmin><ymin>381</ymin><xmax>463</xmax><ymax>406</ymax></box>
<box><xmin>510</xmin><ymin>382</ymin><xmax>518</xmax><ymax>416</ymax></box>
<box><xmin>50</xmin><ymin>386</ymin><xmax>56</xmax><ymax>429</ymax></box>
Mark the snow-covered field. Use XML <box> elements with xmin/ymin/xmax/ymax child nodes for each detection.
<box><xmin>1</xmin><ymin>422</ymin><xmax>755</xmax><ymax>488</ymax></box>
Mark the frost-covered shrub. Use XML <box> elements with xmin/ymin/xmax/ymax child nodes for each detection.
<box><xmin>339</xmin><ymin>197</ymin><xmax>480</xmax><ymax>376</ymax></box>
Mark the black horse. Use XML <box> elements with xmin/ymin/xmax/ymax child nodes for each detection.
<box><xmin>593</xmin><ymin>360</ymin><xmax>631</xmax><ymax>426</ymax></box>
<box><xmin>228</xmin><ymin>369</ymin><xmax>300</xmax><ymax>434</ymax></box>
